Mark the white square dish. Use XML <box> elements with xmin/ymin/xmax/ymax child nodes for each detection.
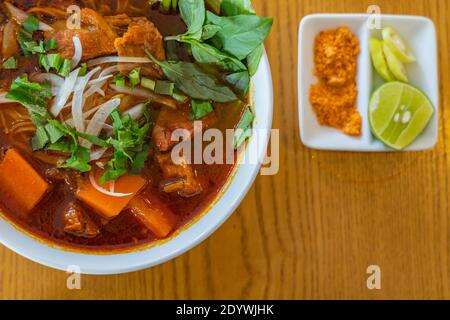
<box><xmin>298</xmin><ymin>14</ymin><xmax>439</xmax><ymax>152</ymax></box>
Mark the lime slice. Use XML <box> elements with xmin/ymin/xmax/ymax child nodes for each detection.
<box><xmin>382</xmin><ymin>27</ymin><xmax>416</xmax><ymax>63</ymax></box>
<box><xmin>383</xmin><ymin>42</ymin><xmax>408</xmax><ymax>83</ymax></box>
<box><xmin>369</xmin><ymin>38</ymin><xmax>395</xmax><ymax>81</ymax></box>
<box><xmin>369</xmin><ymin>82</ymin><xmax>434</xmax><ymax>150</ymax></box>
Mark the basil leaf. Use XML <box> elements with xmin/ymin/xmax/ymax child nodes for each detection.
<box><xmin>221</xmin><ymin>0</ymin><xmax>255</xmax><ymax>16</ymax></box>
<box><xmin>234</xmin><ymin>106</ymin><xmax>255</xmax><ymax>149</ymax></box>
<box><xmin>187</xmin><ymin>40</ymin><xmax>246</xmax><ymax>72</ymax></box>
<box><xmin>148</xmin><ymin>53</ymin><xmax>238</xmax><ymax>103</ymax></box>
<box><xmin>246</xmin><ymin>44</ymin><xmax>263</xmax><ymax>76</ymax></box>
<box><xmin>190</xmin><ymin>100</ymin><xmax>214</xmax><ymax>120</ymax></box>
<box><xmin>206</xmin><ymin>12</ymin><xmax>273</xmax><ymax>60</ymax></box>
<box><xmin>179</xmin><ymin>0</ymin><xmax>205</xmax><ymax>40</ymax></box>
<box><xmin>201</xmin><ymin>24</ymin><xmax>222</xmax><ymax>40</ymax></box>
<box><xmin>225</xmin><ymin>70</ymin><xmax>250</xmax><ymax>97</ymax></box>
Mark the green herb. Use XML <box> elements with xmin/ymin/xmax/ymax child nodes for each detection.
<box><xmin>234</xmin><ymin>106</ymin><xmax>254</xmax><ymax>149</ymax></box>
<box><xmin>2</xmin><ymin>57</ymin><xmax>17</xmax><ymax>69</ymax></box>
<box><xmin>31</xmin><ymin>126</ymin><xmax>50</xmax><ymax>151</ymax></box>
<box><xmin>6</xmin><ymin>74</ymin><xmax>52</xmax><ymax>110</ymax></box>
<box><xmin>147</xmin><ymin>52</ymin><xmax>237</xmax><ymax>103</ymax></box>
<box><xmin>44</xmin><ymin>39</ymin><xmax>58</xmax><ymax>51</ymax></box>
<box><xmin>114</xmin><ymin>74</ymin><xmax>126</xmax><ymax>88</ymax></box>
<box><xmin>220</xmin><ymin>0</ymin><xmax>255</xmax><ymax>16</ymax></box>
<box><xmin>205</xmin><ymin>11</ymin><xmax>273</xmax><ymax>60</ymax></box>
<box><xmin>246</xmin><ymin>44</ymin><xmax>263</xmax><ymax>76</ymax></box>
<box><xmin>23</xmin><ymin>40</ymin><xmax>46</xmax><ymax>54</ymax></box>
<box><xmin>100</xmin><ymin>109</ymin><xmax>151</xmax><ymax>182</ymax></box>
<box><xmin>39</xmin><ymin>53</ymin><xmax>63</xmax><ymax>72</ymax></box>
<box><xmin>62</xmin><ymin>146</ymin><xmax>92</xmax><ymax>172</ymax></box>
<box><xmin>77</xmin><ymin>132</ymin><xmax>109</xmax><ymax>148</ymax></box>
<box><xmin>201</xmin><ymin>24</ymin><xmax>222</xmax><ymax>40</ymax></box>
<box><xmin>177</xmin><ymin>0</ymin><xmax>205</xmax><ymax>40</ymax></box>
<box><xmin>190</xmin><ymin>100</ymin><xmax>213</xmax><ymax>120</ymax></box>
<box><xmin>225</xmin><ymin>70</ymin><xmax>250</xmax><ymax>97</ymax></box>
<box><xmin>128</xmin><ymin>67</ymin><xmax>141</xmax><ymax>87</ymax></box>
<box><xmin>58</xmin><ymin>59</ymin><xmax>72</xmax><ymax>77</ymax></box>
<box><xmin>44</xmin><ymin>121</ymin><xmax>65</xmax><ymax>144</ymax></box>
<box><xmin>78</xmin><ymin>63</ymin><xmax>88</xmax><ymax>76</ymax></box>
<box><xmin>21</xmin><ymin>16</ymin><xmax>40</xmax><ymax>33</ymax></box>
<box><xmin>155</xmin><ymin>80</ymin><xmax>175</xmax><ymax>96</ymax></box>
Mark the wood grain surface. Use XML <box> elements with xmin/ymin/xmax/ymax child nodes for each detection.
<box><xmin>1</xmin><ymin>0</ymin><xmax>450</xmax><ymax>300</ymax></box>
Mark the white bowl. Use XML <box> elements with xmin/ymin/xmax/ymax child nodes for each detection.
<box><xmin>298</xmin><ymin>14</ymin><xmax>439</xmax><ymax>151</ymax></box>
<box><xmin>0</xmin><ymin>52</ymin><xmax>273</xmax><ymax>275</ymax></box>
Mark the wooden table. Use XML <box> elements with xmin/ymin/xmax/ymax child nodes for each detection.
<box><xmin>1</xmin><ymin>0</ymin><xmax>450</xmax><ymax>300</ymax></box>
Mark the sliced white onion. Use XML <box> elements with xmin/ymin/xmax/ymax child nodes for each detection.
<box><xmin>87</xmin><ymin>56</ymin><xmax>151</xmax><ymax>67</ymax></box>
<box><xmin>88</xmin><ymin>75</ymin><xmax>113</xmax><ymax>86</ymax></box>
<box><xmin>71</xmin><ymin>36</ymin><xmax>82</xmax><ymax>69</ymax></box>
<box><xmin>99</xmin><ymin>65</ymin><xmax>121</xmax><ymax>78</ymax></box>
<box><xmin>110</xmin><ymin>84</ymin><xmax>154</xmax><ymax>99</ymax></box>
<box><xmin>89</xmin><ymin>171</ymin><xmax>133</xmax><ymax>197</ymax></box>
<box><xmin>5</xmin><ymin>2</ymin><xmax>53</xmax><ymax>31</ymax></box>
<box><xmin>109</xmin><ymin>180</ymin><xmax>115</xmax><ymax>193</ymax></box>
<box><xmin>81</xmin><ymin>98</ymin><xmax>121</xmax><ymax>148</ymax></box>
<box><xmin>71</xmin><ymin>67</ymin><xmax>101</xmax><ymax>133</ymax></box>
<box><xmin>50</xmin><ymin>68</ymin><xmax>80</xmax><ymax>117</ymax></box>
<box><xmin>90</xmin><ymin>147</ymin><xmax>109</xmax><ymax>162</ymax></box>
<box><xmin>124</xmin><ymin>103</ymin><xmax>145</xmax><ymax>121</ymax></box>
<box><xmin>74</xmin><ymin>74</ymin><xmax>111</xmax><ymax>91</ymax></box>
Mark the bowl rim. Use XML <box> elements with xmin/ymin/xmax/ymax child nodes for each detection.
<box><xmin>0</xmin><ymin>51</ymin><xmax>273</xmax><ymax>275</ymax></box>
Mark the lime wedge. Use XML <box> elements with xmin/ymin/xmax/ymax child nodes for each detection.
<box><xmin>383</xmin><ymin>42</ymin><xmax>408</xmax><ymax>83</ymax></box>
<box><xmin>369</xmin><ymin>82</ymin><xmax>434</xmax><ymax>150</ymax></box>
<box><xmin>369</xmin><ymin>38</ymin><xmax>395</xmax><ymax>81</ymax></box>
<box><xmin>382</xmin><ymin>27</ymin><xmax>416</xmax><ymax>63</ymax></box>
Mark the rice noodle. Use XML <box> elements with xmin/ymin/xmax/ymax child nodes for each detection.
<box><xmin>81</xmin><ymin>98</ymin><xmax>121</xmax><ymax>148</ymax></box>
<box><xmin>71</xmin><ymin>67</ymin><xmax>101</xmax><ymax>133</ymax></box>
<box><xmin>89</xmin><ymin>171</ymin><xmax>133</xmax><ymax>197</ymax></box>
<box><xmin>71</xmin><ymin>36</ymin><xmax>83</xmax><ymax>69</ymax></box>
<box><xmin>124</xmin><ymin>103</ymin><xmax>145</xmax><ymax>121</ymax></box>
<box><xmin>87</xmin><ymin>56</ymin><xmax>151</xmax><ymax>67</ymax></box>
<box><xmin>50</xmin><ymin>68</ymin><xmax>80</xmax><ymax>116</ymax></box>
<box><xmin>5</xmin><ymin>2</ymin><xmax>53</xmax><ymax>31</ymax></box>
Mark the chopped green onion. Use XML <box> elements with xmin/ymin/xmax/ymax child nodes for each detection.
<box><xmin>44</xmin><ymin>39</ymin><xmax>58</xmax><ymax>51</ymax></box>
<box><xmin>2</xmin><ymin>57</ymin><xmax>17</xmax><ymax>69</ymax></box>
<box><xmin>21</xmin><ymin>16</ymin><xmax>40</xmax><ymax>34</ymax></box>
<box><xmin>78</xmin><ymin>63</ymin><xmax>87</xmax><ymax>76</ymax></box>
<box><xmin>114</xmin><ymin>74</ymin><xmax>127</xmax><ymax>88</ymax></box>
<box><xmin>58</xmin><ymin>59</ymin><xmax>72</xmax><ymax>77</ymax></box>
<box><xmin>155</xmin><ymin>80</ymin><xmax>175</xmax><ymax>96</ymax></box>
<box><xmin>128</xmin><ymin>67</ymin><xmax>141</xmax><ymax>87</ymax></box>
<box><xmin>141</xmin><ymin>77</ymin><xmax>156</xmax><ymax>91</ymax></box>
<box><xmin>190</xmin><ymin>100</ymin><xmax>213</xmax><ymax>120</ymax></box>
<box><xmin>23</xmin><ymin>40</ymin><xmax>45</xmax><ymax>54</ymax></box>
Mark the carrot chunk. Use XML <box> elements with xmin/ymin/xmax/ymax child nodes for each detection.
<box><xmin>0</xmin><ymin>148</ymin><xmax>49</xmax><ymax>216</ymax></box>
<box><xmin>129</xmin><ymin>195</ymin><xmax>177</xmax><ymax>238</ymax></box>
<box><xmin>77</xmin><ymin>172</ymin><xmax>146</xmax><ymax>220</ymax></box>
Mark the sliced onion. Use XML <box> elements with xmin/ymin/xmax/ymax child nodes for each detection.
<box><xmin>90</xmin><ymin>147</ymin><xmax>109</xmax><ymax>161</ymax></box>
<box><xmin>71</xmin><ymin>67</ymin><xmax>101</xmax><ymax>133</ymax></box>
<box><xmin>50</xmin><ymin>68</ymin><xmax>80</xmax><ymax>117</ymax></box>
<box><xmin>124</xmin><ymin>103</ymin><xmax>145</xmax><ymax>121</ymax></box>
<box><xmin>87</xmin><ymin>56</ymin><xmax>151</xmax><ymax>67</ymax></box>
<box><xmin>89</xmin><ymin>171</ymin><xmax>133</xmax><ymax>197</ymax></box>
<box><xmin>81</xmin><ymin>98</ymin><xmax>121</xmax><ymax>148</ymax></box>
<box><xmin>88</xmin><ymin>75</ymin><xmax>113</xmax><ymax>86</ymax></box>
<box><xmin>5</xmin><ymin>2</ymin><xmax>53</xmax><ymax>31</ymax></box>
<box><xmin>71</xmin><ymin>36</ymin><xmax>82</xmax><ymax>69</ymax></box>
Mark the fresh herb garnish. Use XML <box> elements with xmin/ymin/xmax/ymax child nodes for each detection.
<box><xmin>190</xmin><ymin>100</ymin><xmax>214</xmax><ymax>120</ymax></box>
<box><xmin>234</xmin><ymin>106</ymin><xmax>255</xmax><ymax>149</ymax></box>
<box><xmin>100</xmin><ymin>109</ymin><xmax>151</xmax><ymax>183</ymax></box>
<box><xmin>147</xmin><ymin>52</ymin><xmax>238</xmax><ymax>103</ymax></box>
<box><xmin>58</xmin><ymin>59</ymin><xmax>72</xmax><ymax>77</ymax></box>
<box><xmin>2</xmin><ymin>57</ymin><xmax>18</xmax><ymax>69</ymax></box>
<box><xmin>78</xmin><ymin>63</ymin><xmax>88</xmax><ymax>77</ymax></box>
<box><xmin>154</xmin><ymin>80</ymin><xmax>175</xmax><ymax>96</ymax></box>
